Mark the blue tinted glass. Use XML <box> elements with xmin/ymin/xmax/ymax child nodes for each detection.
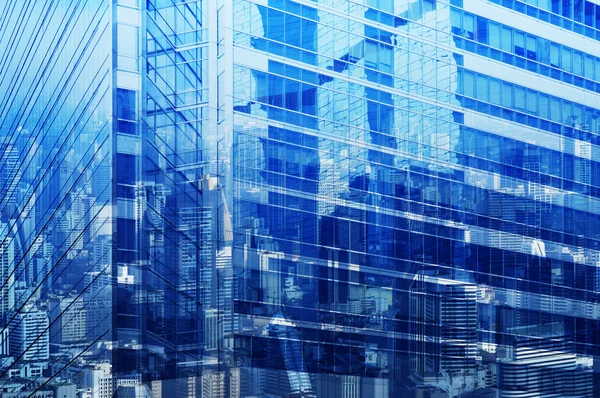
<box><xmin>3</xmin><ymin>0</ymin><xmax>600</xmax><ymax>396</ymax></box>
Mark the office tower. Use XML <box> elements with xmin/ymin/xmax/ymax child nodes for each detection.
<box><xmin>230</xmin><ymin>0</ymin><xmax>600</xmax><ymax>397</ymax></box>
<box><xmin>0</xmin><ymin>144</ymin><xmax>20</xmax><ymax>213</ymax></box>
<box><xmin>0</xmin><ymin>0</ymin><xmax>215</xmax><ymax>388</ymax></box>
<box><xmin>497</xmin><ymin>323</ymin><xmax>594</xmax><ymax>398</ymax></box>
<box><xmin>82</xmin><ymin>362</ymin><xmax>115</xmax><ymax>398</ymax></box>
<box><xmin>1</xmin><ymin>0</ymin><xmax>600</xmax><ymax>397</ymax></box>
<box><xmin>408</xmin><ymin>276</ymin><xmax>480</xmax><ymax>397</ymax></box>
<box><xmin>0</xmin><ymin>223</ymin><xmax>15</xmax><ymax>320</ymax></box>
<box><xmin>203</xmin><ymin>308</ymin><xmax>222</xmax><ymax>353</ymax></box>
<box><xmin>8</xmin><ymin>304</ymin><xmax>50</xmax><ymax>364</ymax></box>
<box><xmin>49</xmin><ymin>294</ymin><xmax>87</xmax><ymax>345</ymax></box>
<box><xmin>0</xmin><ymin>1</ymin><xmax>115</xmax><ymax>388</ymax></box>
<box><xmin>201</xmin><ymin>371</ymin><xmax>227</xmax><ymax>398</ymax></box>
<box><xmin>263</xmin><ymin>314</ymin><xmax>315</xmax><ymax>397</ymax></box>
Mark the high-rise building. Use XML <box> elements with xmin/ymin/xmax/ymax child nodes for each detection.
<box><xmin>229</xmin><ymin>0</ymin><xmax>600</xmax><ymax>396</ymax></box>
<box><xmin>49</xmin><ymin>294</ymin><xmax>87</xmax><ymax>344</ymax></box>
<box><xmin>0</xmin><ymin>0</ymin><xmax>600</xmax><ymax>396</ymax></box>
<box><xmin>497</xmin><ymin>323</ymin><xmax>594</xmax><ymax>398</ymax></box>
<box><xmin>8</xmin><ymin>304</ymin><xmax>49</xmax><ymax>364</ymax></box>
<box><xmin>0</xmin><ymin>223</ymin><xmax>15</xmax><ymax>320</ymax></box>
<box><xmin>82</xmin><ymin>362</ymin><xmax>114</xmax><ymax>398</ymax></box>
<box><xmin>0</xmin><ymin>144</ymin><xmax>20</xmax><ymax>212</ymax></box>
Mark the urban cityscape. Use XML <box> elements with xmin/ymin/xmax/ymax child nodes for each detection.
<box><xmin>0</xmin><ymin>0</ymin><xmax>599</xmax><ymax>396</ymax></box>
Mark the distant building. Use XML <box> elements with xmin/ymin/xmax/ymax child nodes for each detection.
<box><xmin>8</xmin><ymin>304</ymin><xmax>49</xmax><ymax>364</ymax></box>
<box><xmin>0</xmin><ymin>223</ymin><xmax>15</xmax><ymax>319</ymax></box>
<box><xmin>49</xmin><ymin>294</ymin><xmax>87</xmax><ymax>344</ymax></box>
<box><xmin>497</xmin><ymin>324</ymin><xmax>594</xmax><ymax>397</ymax></box>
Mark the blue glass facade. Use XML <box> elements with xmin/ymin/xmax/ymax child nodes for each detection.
<box><xmin>0</xmin><ymin>0</ymin><xmax>114</xmax><ymax>393</ymax></box>
<box><xmin>231</xmin><ymin>0</ymin><xmax>600</xmax><ymax>396</ymax></box>
<box><xmin>0</xmin><ymin>0</ymin><xmax>600</xmax><ymax>397</ymax></box>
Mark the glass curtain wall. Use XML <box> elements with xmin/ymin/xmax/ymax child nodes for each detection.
<box><xmin>231</xmin><ymin>0</ymin><xmax>600</xmax><ymax>397</ymax></box>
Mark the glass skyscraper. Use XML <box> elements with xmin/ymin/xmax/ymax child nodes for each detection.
<box><xmin>1</xmin><ymin>0</ymin><xmax>600</xmax><ymax>396</ymax></box>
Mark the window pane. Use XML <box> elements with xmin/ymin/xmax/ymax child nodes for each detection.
<box><xmin>117</xmin><ymin>24</ymin><xmax>138</xmax><ymax>57</ymax></box>
<box><xmin>117</xmin><ymin>89</ymin><xmax>137</xmax><ymax>120</ymax></box>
